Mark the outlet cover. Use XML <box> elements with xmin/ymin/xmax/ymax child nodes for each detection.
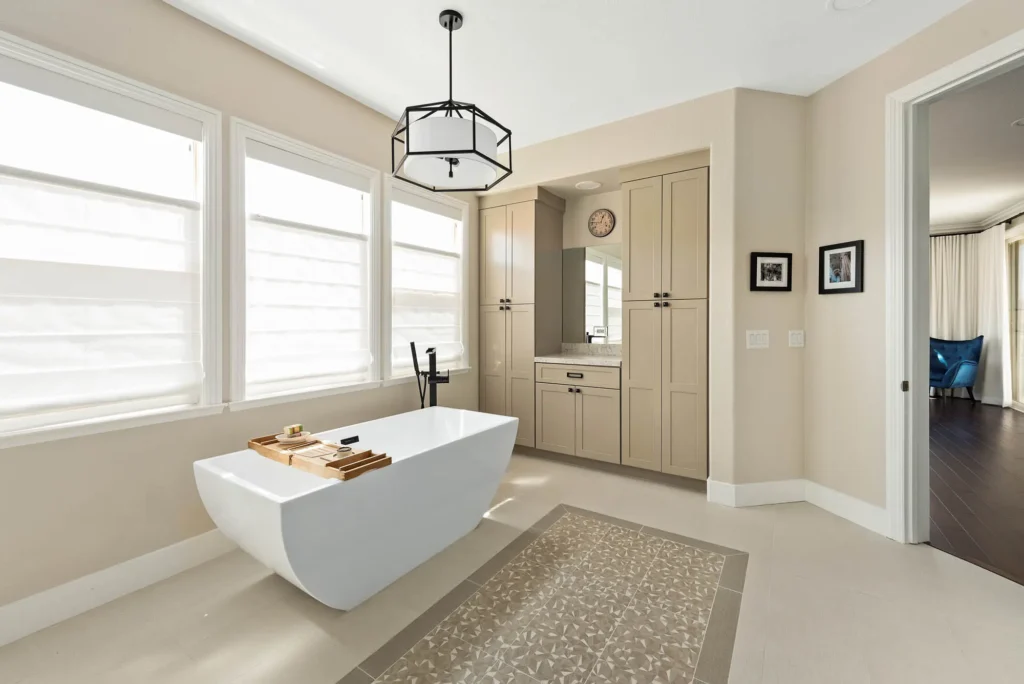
<box><xmin>746</xmin><ymin>330</ymin><xmax>770</xmax><ymax>349</ymax></box>
<box><xmin>789</xmin><ymin>330</ymin><xmax>805</xmax><ymax>348</ymax></box>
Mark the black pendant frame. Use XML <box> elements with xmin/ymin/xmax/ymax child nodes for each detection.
<box><xmin>390</xmin><ymin>9</ymin><xmax>512</xmax><ymax>193</ymax></box>
<box><xmin>391</xmin><ymin>101</ymin><xmax>512</xmax><ymax>193</ymax></box>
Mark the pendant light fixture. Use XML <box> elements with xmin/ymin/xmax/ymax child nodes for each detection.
<box><xmin>391</xmin><ymin>9</ymin><xmax>512</xmax><ymax>192</ymax></box>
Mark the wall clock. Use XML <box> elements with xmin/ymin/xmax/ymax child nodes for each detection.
<box><xmin>588</xmin><ymin>208</ymin><xmax>616</xmax><ymax>238</ymax></box>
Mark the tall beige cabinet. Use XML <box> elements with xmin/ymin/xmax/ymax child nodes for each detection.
<box><xmin>479</xmin><ymin>188</ymin><xmax>564</xmax><ymax>447</ymax></box>
<box><xmin>620</xmin><ymin>155</ymin><xmax>710</xmax><ymax>480</ymax></box>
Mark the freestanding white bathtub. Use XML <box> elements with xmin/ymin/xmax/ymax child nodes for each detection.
<box><xmin>194</xmin><ymin>407</ymin><xmax>518</xmax><ymax>610</ymax></box>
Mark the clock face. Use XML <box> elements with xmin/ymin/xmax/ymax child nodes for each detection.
<box><xmin>588</xmin><ymin>209</ymin><xmax>616</xmax><ymax>238</ymax></box>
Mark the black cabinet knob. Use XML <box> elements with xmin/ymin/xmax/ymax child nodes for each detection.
<box><xmin>662</xmin><ymin>292</ymin><xmax>670</xmax><ymax>297</ymax></box>
<box><xmin>653</xmin><ymin>293</ymin><xmax>661</xmax><ymax>298</ymax></box>
<box><xmin>654</xmin><ymin>302</ymin><xmax>662</xmax><ymax>308</ymax></box>
<box><xmin>663</xmin><ymin>302</ymin><xmax>671</xmax><ymax>308</ymax></box>
<box><xmin>567</xmin><ymin>387</ymin><xmax>573</xmax><ymax>393</ymax></box>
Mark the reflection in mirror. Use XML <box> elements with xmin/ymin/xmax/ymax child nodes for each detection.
<box><xmin>562</xmin><ymin>245</ymin><xmax>622</xmax><ymax>344</ymax></box>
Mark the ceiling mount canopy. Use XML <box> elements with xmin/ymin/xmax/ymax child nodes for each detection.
<box><xmin>391</xmin><ymin>9</ymin><xmax>512</xmax><ymax>193</ymax></box>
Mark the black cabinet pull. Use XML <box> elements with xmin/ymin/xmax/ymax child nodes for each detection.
<box><xmin>575</xmin><ymin>388</ymin><xmax>582</xmax><ymax>393</ymax></box>
<box><xmin>567</xmin><ymin>372</ymin><xmax>584</xmax><ymax>379</ymax></box>
<box><xmin>567</xmin><ymin>387</ymin><xmax>573</xmax><ymax>393</ymax></box>
<box><xmin>662</xmin><ymin>292</ymin><xmax>670</xmax><ymax>297</ymax></box>
<box><xmin>663</xmin><ymin>302</ymin><xmax>671</xmax><ymax>308</ymax></box>
<box><xmin>654</xmin><ymin>302</ymin><xmax>662</xmax><ymax>308</ymax></box>
<box><xmin>653</xmin><ymin>293</ymin><xmax>661</xmax><ymax>298</ymax></box>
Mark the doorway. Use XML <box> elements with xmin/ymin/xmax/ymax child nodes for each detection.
<box><xmin>886</xmin><ymin>29</ymin><xmax>1024</xmax><ymax>569</ymax></box>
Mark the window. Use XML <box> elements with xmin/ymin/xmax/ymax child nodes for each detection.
<box><xmin>584</xmin><ymin>247</ymin><xmax>623</xmax><ymax>344</ymax></box>
<box><xmin>235</xmin><ymin>124</ymin><xmax>378</xmax><ymax>400</ymax></box>
<box><xmin>0</xmin><ymin>48</ymin><xmax>218</xmax><ymax>437</ymax></box>
<box><xmin>389</xmin><ymin>185</ymin><xmax>468</xmax><ymax>377</ymax></box>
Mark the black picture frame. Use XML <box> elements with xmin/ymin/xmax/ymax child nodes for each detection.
<box><xmin>750</xmin><ymin>252</ymin><xmax>793</xmax><ymax>292</ymax></box>
<box><xmin>818</xmin><ymin>240</ymin><xmax>865</xmax><ymax>295</ymax></box>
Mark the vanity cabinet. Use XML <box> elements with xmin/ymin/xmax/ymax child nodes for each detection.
<box><xmin>622</xmin><ymin>299</ymin><xmax>707</xmax><ymax>479</ymax></box>
<box><xmin>479</xmin><ymin>188</ymin><xmax>564</xmax><ymax>447</ymax></box>
<box><xmin>536</xmin><ymin>364</ymin><xmax>621</xmax><ymax>464</ymax></box>
<box><xmin>622</xmin><ymin>167</ymin><xmax>708</xmax><ymax>302</ymax></box>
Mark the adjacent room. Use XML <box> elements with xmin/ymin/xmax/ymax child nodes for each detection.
<box><xmin>927</xmin><ymin>64</ymin><xmax>1024</xmax><ymax>583</ymax></box>
<box><xmin>2</xmin><ymin>1</ymin><xmax>1024</xmax><ymax>683</ymax></box>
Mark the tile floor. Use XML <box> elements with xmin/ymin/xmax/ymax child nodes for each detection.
<box><xmin>359</xmin><ymin>505</ymin><xmax>747</xmax><ymax>684</ymax></box>
<box><xmin>2</xmin><ymin>450</ymin><xmax>1024</xmax><ymax>683</ymax></box>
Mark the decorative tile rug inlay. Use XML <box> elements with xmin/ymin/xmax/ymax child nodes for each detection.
<box><xmin>345</xmin><ymin>505</ymin><xmax>748</xmax><ymax>684</ymax></box>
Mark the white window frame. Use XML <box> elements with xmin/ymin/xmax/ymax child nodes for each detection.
<box><xmin>0</xmin><ymin>31</ymin><xmax>223</xmax><ymax>449</ymax></box>
<box><xmin>382</xmin><ymin>179</ymin><xmax>471</xmax><ymax>385</ymax></box>
<box><xmin>228</xmin><ymin>119</ymin><xmax>382</xmax><ymax>411</ymax></box>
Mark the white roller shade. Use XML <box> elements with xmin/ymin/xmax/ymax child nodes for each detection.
<box><xmin>243</xmin><ymin>146</ymin><xmax>374</xmax><ymax>399</ymax></box>
<box><xmin>390</xmin><ymin>195</ymin><xmax>467</xmax><ymax>376</ymax></box>
<box><xmin>0</xmin><ymin>172</ymin><xmax>202</xmax><ymax>433</ymax></box>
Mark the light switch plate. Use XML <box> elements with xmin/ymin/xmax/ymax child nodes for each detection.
<box><xmin>746</xmin><ymin>330</ymin><xmax>770</xmax><ymax>349</ymax></box>
<box><xmin>789</xmin><ymin>330</ymin><xmax>805</xmax><ymax>348</ymax></box>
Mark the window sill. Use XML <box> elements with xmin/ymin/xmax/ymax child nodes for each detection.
<box><xmin>0</xmin><ymin>403</ymin><xmax>227</xmax><ymax>450</ymax></box>
<box><xmin>382</xmin><ymin>367</ymin><xmax>473</xmax><ymax>388</ymax></box>
<box><xmin>229</xmin><ymin>380</ymin><xmax>385</xmax><ymax>412</ymax></box>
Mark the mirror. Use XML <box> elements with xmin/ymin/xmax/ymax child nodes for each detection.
<box><xmin>562</xmin><ymin>245</ymin><xmax>622</xmax><ymax>344</ymax></box>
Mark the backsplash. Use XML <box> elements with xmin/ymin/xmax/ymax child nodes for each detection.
<box><xmin>561</xmin><ymin>343</ymin><xmax>622</xmax><ymax>357</ymax></box>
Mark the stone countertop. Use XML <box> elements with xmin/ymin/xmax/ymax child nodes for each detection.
<box><xmin>534</xmin><ymin>354</ymin><xmax>622</xmax><ymax>368</ymax></box>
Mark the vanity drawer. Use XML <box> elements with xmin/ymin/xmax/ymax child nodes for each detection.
<box><xmin>535</xmin><ymin>363</ymin><xmax>620</xmax><ymax>390</ymax></box>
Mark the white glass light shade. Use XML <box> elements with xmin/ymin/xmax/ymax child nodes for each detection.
<box><xmin>404</xmin><ymin>116</ymin><xmax>499</xmax><ymax>189</ymax></box>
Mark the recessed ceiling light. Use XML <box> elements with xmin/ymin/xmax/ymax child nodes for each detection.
<box><xmin>575</xmin><ymin>180</ymin><xmax>602</xmax><ymax>191</ymax></box>
<box><xmin>1013</xmin><ymin>117</ymin><xmax>1024</xmax><ymax>128</ymax></box>
<box><xmin>828</xmin><ymin>0</ymin><xmax>874</xmax><ymax>10</ymax></box>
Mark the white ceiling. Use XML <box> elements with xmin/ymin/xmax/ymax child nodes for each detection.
<box><xmin>166</xmin><ymin>0</ymin><xmax>970</xmax><ymax>149</ymax></box>
<box><xmin>929</xmin><ymin>65</ymin><xmax>1024</xmax><ymax>228</ymax></box>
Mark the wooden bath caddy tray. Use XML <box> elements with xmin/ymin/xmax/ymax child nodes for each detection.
<box><xmin>248</xmin><ymin>434</ymin><xmax>391</xmax><ymax>481</ymax></box>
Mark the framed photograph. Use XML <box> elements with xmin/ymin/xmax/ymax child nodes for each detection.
<box><xmin>818</xmin><ymin>240</ymin><xmax>864</xmax><ymax>295</ymax></box>
<box><xmin>750</xmin><ymin>252</ymin><xmax>793</xmax><ymax>292</ymax></box>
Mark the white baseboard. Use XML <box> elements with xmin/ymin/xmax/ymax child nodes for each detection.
<box><xmin>0</xmin><ymin>529</ymin><xmax>235</xmax><ymax>647</ymax></box>
<box><xmin>707</xmin><ymin>478</ymin><xmax>890</xmax><ymax>538</ymax></box>
<box><xmin>804</xmin><ymin>481</ymin><xmax>890</xmax><ymax>537</ymax></box>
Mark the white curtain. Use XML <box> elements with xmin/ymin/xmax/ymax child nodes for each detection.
<box><xmin>930</xmin><ymin>233</ymin><xmax>978</xmax><ymax>341</ymax></box>
<box><xmin>930</xmin><ymin>227</ymin><xmax>1011</xmax><ymax>406</ymax></box>
<box><xmin>975</xmin><ymin>224</ymin><xmax>1012</xmax><ymax>407</ymax></box>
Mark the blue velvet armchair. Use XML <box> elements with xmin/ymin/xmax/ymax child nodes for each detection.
<box><xmin>930</xmin><ymin>336</ymin><xmax>983</xmax><ymax>401</ymax></box>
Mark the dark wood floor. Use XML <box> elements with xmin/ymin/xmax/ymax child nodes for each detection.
<box><xmin>930</xmin><ymin>398</ymin><xmax>1024</xmax><ymax>585</ymax></box>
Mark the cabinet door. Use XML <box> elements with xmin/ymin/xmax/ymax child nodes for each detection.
<box><xmin>535</xmin><ymin>382</ymin><xmax>577</xmax><ymax>455</ymax></box>
<box><xmin>662</xmin><ymin>168</ymin><xmax>709</xmax><ymax>300</ymax></box>
<box><xmin>622</xmin><ymin>176</ymin><xmax>663</xmax><ymax>301</ymax></box>
<box><xmin>507</xmin><ymin>201</ymin><xmax>536</xmax><ymax>305</ymax></box>
<box><xmin>661</xmin><ymin>300</ymin><xmax>708</xmax><ymax>479</ymax></box>
<box><xmin>479</xmin><ymin>305</ymin><xmax>507</xmax><ymax>415</ymax></box>
<box><xmin>506</xmin><ymin>304</ymin><xmax>536</xmax><ymax>447</ymax></box>
<box><xmin>480</xmin><ymin>206</ymin><xmax>508</xmax><ymax>306</ymax></box>
<box><xmin>622</xmin><ymin>301</ymin><xmax>662</xmax><ymax>471</ymax></box>
<box><xmin>576</xmin><ymin>387</ymin><xmax>621</xmax><ymax>464</ymax></box>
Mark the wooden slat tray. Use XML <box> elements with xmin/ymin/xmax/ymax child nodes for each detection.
<box><xmin>248</xmin><ymin>434</ymin><xmax>391</xmax><ymax>481</ymax></box>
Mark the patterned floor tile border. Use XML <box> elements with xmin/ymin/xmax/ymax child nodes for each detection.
<box><xmin>337</xmin><ymin>504</ymin><xmax>748</xmax><ymax>684</ymax></box>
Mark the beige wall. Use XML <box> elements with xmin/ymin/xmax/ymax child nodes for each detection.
<box><xmin>733</xmin><ymin>90</ymin><xmax>807</xmax><ymax>484</ymax></box>
<box><xmin>804</xmin><ymin>0</ymin><xmax>1024</xmax><ymax>506</ymax></box>
<box><xmin>0</xmin><ymin>0</ymin><xmax>479</xmax><ymax>605</ymax></box>
<box><xmin>562</xmin><ymin>190</ymin><xmax>623</xmax><ymax>249</ymax></box>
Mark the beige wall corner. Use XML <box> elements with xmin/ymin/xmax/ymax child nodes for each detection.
<box><xmin>804</xmin><ymin>0</ymin><xmax>1024</xmax><ymax>507</ymax></box>
<box><xmin>0</xmin><ymin>0</ymin><xmax>479</xmax><ymax>606</ymax></box>
<box><xmin>562</xmin><ymin>190</ymin><xmax>623</xmax><ymax>250</ymax></box>
<box><xmin>733</xmin><ymin>89</ymin><xmax>807</xmax><ymax>484</ymax></box>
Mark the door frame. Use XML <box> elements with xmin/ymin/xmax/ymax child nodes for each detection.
<box><xmin>885</xmin><ymin>29</ymin><xmax>1024</xmax><ymax>543</ymax></box>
